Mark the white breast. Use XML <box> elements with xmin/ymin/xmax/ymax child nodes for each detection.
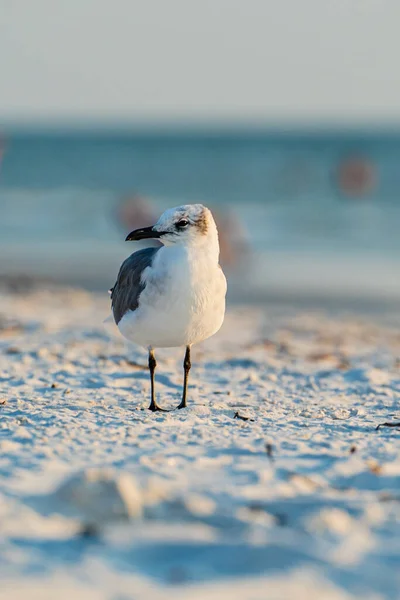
<box><xmin>118</xmin><ymin>245</ymin><xmax>226</xmax><ymax>349</ymax></box>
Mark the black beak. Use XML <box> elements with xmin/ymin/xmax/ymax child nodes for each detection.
<box><xmin>125</xmin><ymin>226</ymin><xmax>165</xmax><ymax>241</ymax></box>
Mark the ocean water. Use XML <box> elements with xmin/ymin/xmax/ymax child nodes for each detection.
<box><xmin>0</xmin><ymin>129</ymin><xmax>399</xmax><ymax>303</ymax></box>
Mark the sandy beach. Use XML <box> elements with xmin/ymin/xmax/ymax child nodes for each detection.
<box><xmin>0</xmin><ymin>284</ymin><xmax>399</xmax><ymax>599</ymax></box>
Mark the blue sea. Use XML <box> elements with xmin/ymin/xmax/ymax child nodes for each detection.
<box><xmin>0</xmin><ymin>129</ymin><xmax>399</xmax><ymax>304</ymax></box>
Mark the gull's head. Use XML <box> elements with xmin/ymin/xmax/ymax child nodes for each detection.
<box><xmin>126</xmin><ymin>204</ymin><xmax>219</xmax><ymax>250</ymax></box>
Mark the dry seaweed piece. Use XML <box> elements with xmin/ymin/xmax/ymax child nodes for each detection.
<box><xmin>5</xmin><ymin>346</ymin><xmax>21</xmax><ymax>354</ymax></box>
<box><xmin>233</xmin><ymin>412</ymin><xmax>255</xmax><ymax>422</ymax></box>
<box><xmin>375</xmin><ymin>422</ymin><xmax>400</xmax><ymax>431</ymax></box>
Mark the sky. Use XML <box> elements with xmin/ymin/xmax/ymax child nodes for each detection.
<box><xmin>1</xmin><ymin>0</ymin><xmax>400</xmax><ymax>126</ymax></box>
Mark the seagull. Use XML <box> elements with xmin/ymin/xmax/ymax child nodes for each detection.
<box><xmin>110</xmin><ymin>204</ymin><xmax>227</xmax><ymax>412</ymax></box>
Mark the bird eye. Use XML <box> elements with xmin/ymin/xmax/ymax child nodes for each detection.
<box><xmin>176</xmin><ymin>218</ymin><xmax>189</xmax><ymax>229</ymax></box>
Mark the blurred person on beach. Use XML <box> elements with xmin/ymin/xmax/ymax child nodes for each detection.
<box><xmin>335</xmin><ymin>155</ymin><xmax>377</xmax><ymax>198</ymax></box>
<box><xmin>115</xmin><ymin>195</ymin><xmax>250</xmax><ymax>270</ymax></box>
<box><xmin>115</xmin><ymin>195</ymin><xmax>156</xmax><ymax>230</ymax></box>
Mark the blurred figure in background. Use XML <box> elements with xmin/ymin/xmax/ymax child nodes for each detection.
<box><xmin>335</xmin><ymin>155</ymin><xmax>377</xmax><ymax>198</ymax></box>
<box><xmin>212</xmin><ymin>208</ymin><xmax>249</xmax><ymax>269</ymax></box>
<box><xmin>115</xmin><ymin>195</ymin><xmax>250</xmax><ymax>270</ymax></box>
<box><xmin>115</xmin><ymin>194</ymin><xmax>155</xmax><ymax>230</ymax></box>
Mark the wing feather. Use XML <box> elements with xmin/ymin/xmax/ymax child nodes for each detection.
<box><xmin>111</xmin><ymin>247</ymin><xmax>159</xmax><ymax>325</ymax></box>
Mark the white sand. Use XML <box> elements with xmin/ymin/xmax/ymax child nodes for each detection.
<box><xmin>0</xmin><ymin>286</ymin><xmax>399</xmax><ymax>599</ymax></box>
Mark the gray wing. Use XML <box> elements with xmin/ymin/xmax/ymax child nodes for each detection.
<box><xmin>110</xmin><ymin>247</ymin><xmax>159</xmax><ymax>325</ymax></box>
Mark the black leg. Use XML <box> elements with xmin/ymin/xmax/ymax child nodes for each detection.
<box><xmin>148</xmin><ymin>348</ymin><xmax>166</xmax><ymax>412</ymax></box>
<box><xmin>177</xmin><ymin>346</ymin><xmax>191</xmax><ymax>410</ymax></box>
